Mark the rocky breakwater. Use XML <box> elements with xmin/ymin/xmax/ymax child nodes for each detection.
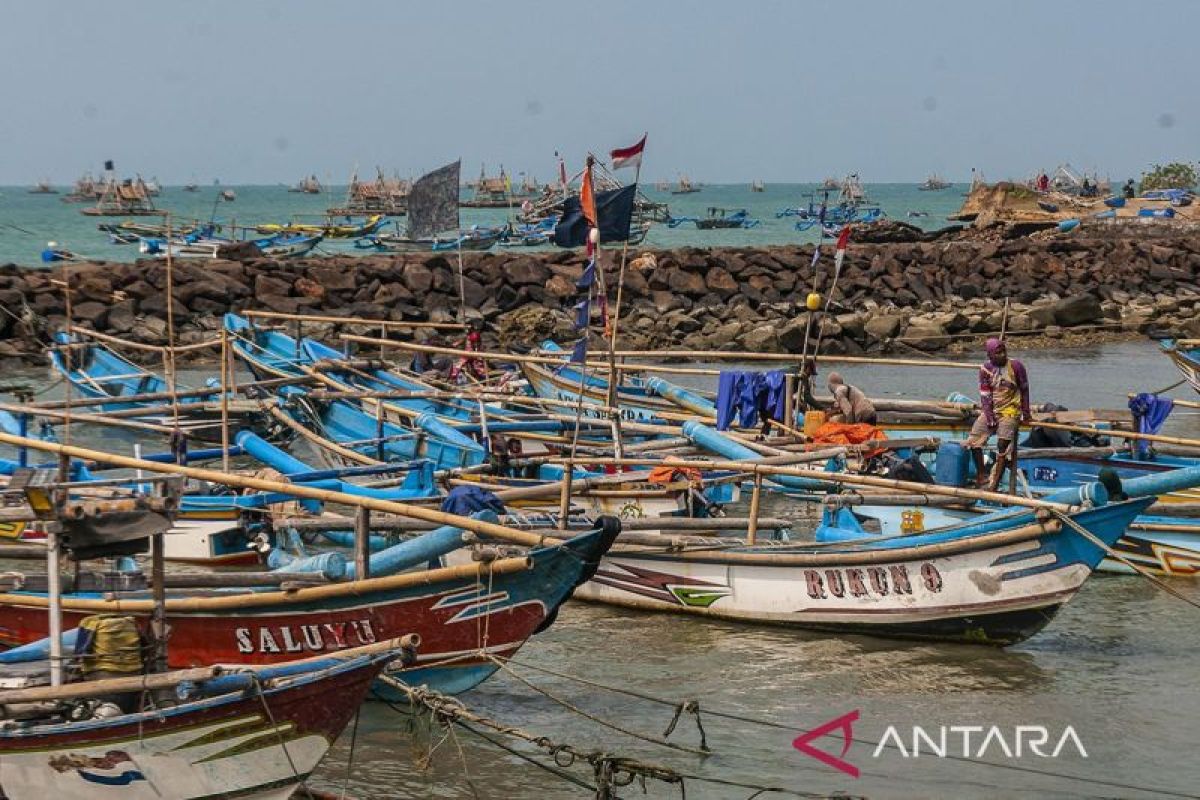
<box><xmin>0</xmin><ymin>232</ymin><xmax>1198</xmax><ymax>365</ymax></box>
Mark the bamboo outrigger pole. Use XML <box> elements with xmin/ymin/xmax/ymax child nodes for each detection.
<box><xmin>0</xmin><ymin>429</ymin><xmax>557</xmax><ymax>548</ymax></box>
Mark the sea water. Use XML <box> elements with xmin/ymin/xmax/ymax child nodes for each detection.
<box><xmin>0</xmin><ymin>182</ymin><xmax>967</xmax><ymax>266</ymax></box>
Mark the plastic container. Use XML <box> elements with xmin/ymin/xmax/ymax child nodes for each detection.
<box><xmin>803</xmin><ymin>410</ymin><xmax>827</xmax><ymax>437</ymax></box>
<box><xmin>933</xmin><ymin>441</ymin><xmax>970</xmax><ymax>487</ymax></box>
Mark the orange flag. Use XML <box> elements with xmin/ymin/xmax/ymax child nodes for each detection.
<box><xmin>580</xmin><ymin>156</ymin><xmax>597</xmax><ymax>227</ymax></box>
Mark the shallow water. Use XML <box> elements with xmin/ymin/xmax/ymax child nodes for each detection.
<box><xmin>2</xmin><ymin>341</ymin><xmax>1198</xmax><ymax>798</ymax></box>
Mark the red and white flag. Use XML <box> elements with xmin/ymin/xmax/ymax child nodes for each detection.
<box><xmin>610</xmin><ymin>134</ymin><xmax>647</xmax><ymax>170</ymax></box>
<box><xmin>833</xmin><ymin>226</ymin><xmax>851</xmax><ymax>270</ymax></box>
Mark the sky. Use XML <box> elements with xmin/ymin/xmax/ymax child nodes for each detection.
<box><xmin>2</xmin><ymin>0</ymin><xmax>1197</xmax><ymax>185</ymax></box>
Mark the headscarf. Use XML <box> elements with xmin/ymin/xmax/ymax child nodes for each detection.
<box><xmin>827</xmin><ymin>372</ymin><xmax>844</xmax><ymax>390</ymax></box>
<box><xmin>985</xmin><ymin>337</ymin><xmax>1006</xmax><ymax>362</ymax></box>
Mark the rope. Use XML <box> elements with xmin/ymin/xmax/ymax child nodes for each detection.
<box><xmin>483</xmin><ymin>654</ymin><xmax>710</xmax><ymax>755</ymax></box>
<box><xmin>250</xmin><ymin>674</ymin><xmax>308</xmax><ymax>791</ymax></box>
<box><xmin>499</xmin><ymin>656</ymin><xmax>1200</xmax><ymax>800</ymax></box>
<box><xmin>386</xmin><ymin>680</ymin><xmax>839</xmax><ymax>799</ymax></box>
<box><xmin>339</xmin><ymin>704</ymin><xmax>360</xmax><ymax>800</ymax></box>
<box><xmin>1051</xmin><ymin>508</ymin><xmax>1200</xmax><ymax>612</ymax></box>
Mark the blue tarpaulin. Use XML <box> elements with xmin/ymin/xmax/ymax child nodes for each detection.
<box><xmin>715</xmin><ymin>370</ymin><xmax>787</xmax><ymax>431</ymax></box>
<box><xmin>1129</xmin><ymin>392</ymin><xmax>1173</xmax><ymax>459</ymax></box>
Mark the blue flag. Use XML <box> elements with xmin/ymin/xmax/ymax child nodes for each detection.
<box><xmin>554</xmin><ymin>184</ymin><xmax>638</xmax><ymax>248</ymax></box>
<box><xmin>569</xmin><ymin>338</ymin><xmax>588</xmax><ymax>364</ymax></box>
<box><xmin>576</xmin><ymin>258</ymin><xmax>596</xmax><ymax>290</ymax></box>
<box><xmin>573</xmin><ymin>297</ymin><xmax>590</xmax><ymax>331</ymax></box>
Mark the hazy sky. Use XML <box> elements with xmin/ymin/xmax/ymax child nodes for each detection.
<box><xmin>3</xmin><ymin>1</ymin><xmax>1196</xmax><ymax>184</ymax></box>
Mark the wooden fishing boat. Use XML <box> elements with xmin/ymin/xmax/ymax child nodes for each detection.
<box><xmin>574</xmin><ymin>497</ymin><xmax>1150</xmax><ymax>645</ymax></box>
<box><xmin>918</xmin><ymin>174</ymin><xmax>951</xmax><ymax>191</ymax></box>
<box><xmin>27</xmin><ymin>179</ymin><xmax>57</xmax><ymax>195</ymax></box>
<box><xmin>255</xmin><ymin>214</ymin><xmax>386</xmax><ymax>239</ymax></box>
<box><xmin>327</xmin><ymin>169</ymin><xmax>409</xmax><ymax>216</ymax></box>
<box><xmin>288</xmin><ymin>174</ymin><xmax>322</xmax><ymax>193</ymax></box>
<box><xmin>81</xmin><ymin>178</ymin><xmax>163</xmax><ymax>217</ymax></box>
<box><xmin>356</xmin><ymin>226</ymin><xmax>502</xmax><ymax>253</ymax></box>
<box><xmin>46</xmin><ymin>333</ymin><xmax>284</xmax><ymax>444</ymax></box>
<box><xmin>670</xmin><ymin>176</ymin><xmax>700</xmax><ymax>195</ymax></box>
<box><xmin>0</xmin><ymin>527</ymin><xmax>614</xmax><ymax>695</ymax></box>
<box><xmin>0</xmin><ymin>644</ymin><xmax>404</xmax><ymax>800</ymax></box>
<box><xmin>1161</xmin><ymin>339</ymin><xmax>1200</xmax><ymax>395</ymax></box>
<box><xmin>669</xmin><ymin>207</ymin><xmax>761</xmax><ymax>230</ymax></box>
<box><xmin>61</xmin><ymin>173</ymin><xmax>102</xmax><ymax>203</ymax></box>
<box><xmin>460</xmin><ymin>165</ymin><xmax>536</xmax><ymax>208</ymax></box>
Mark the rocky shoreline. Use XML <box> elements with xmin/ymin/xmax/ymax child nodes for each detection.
<box><xmin>1</xmin><ymin>232</ymin><xmax>1198</xmax><ymax>365</ymax></box>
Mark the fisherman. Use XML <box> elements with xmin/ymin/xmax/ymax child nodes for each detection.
<box><xmin>966</xmin><ymin>338</ymin><xmax>1031</xmax><ymax>490</ymax></box>
<box><xmin>1123</xmin><ymin>179</ymin><xmax>1137</xmax><ymax>199</ymax></box>
<box><xmin>826</xmin><ymin>372</ymin><xmax>877</xmax><ymax>426</ymax></box>
<box><xmin>449</xmin><ymin>320</ymin><xmax>487</xmax><ymax>383</ymax></box>
<box><xmin>1037</xmin><ymin>173</ymin><xmax>1050</xmax><ymax>193</ymax></box>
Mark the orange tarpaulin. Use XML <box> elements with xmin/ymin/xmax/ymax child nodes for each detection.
<box><xmin>809</xmin><ymin>421</ymin><xmax>888</xmax><ymax>455</ymax></box>
<box><xmin>648</xmin><ymin>465</ymin><xmax>702</xmax><ymax>485</ymax></box>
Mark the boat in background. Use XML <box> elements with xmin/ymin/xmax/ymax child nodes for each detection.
<box><xmin>750</xmin><ymin>180</ymin><xmax>765</xmax><ymax>192</ymax></box>
<box><xmin>670</xmin><ymin>175</ymin><xmax>701</xmax><ymax>194</ymax></box>
<box><xmin>27</xmin><ymin>179</ymin><xmax>57</xmax><ymax>195</ymax></box>
<box><xmin>81</xmin><ymin>177</ymin><xmax>162</xmax><ymax>217</ymax></box>
<box><xmin>288</xmin><ymin>174</ymin><xmax>323</xmax><ymax>193</ymax></box>
<box><xmin>919</xmin><ymin>174</ymin><xmax>951</xmax><ymax>191</ymax></box>
<box><xmin>668</xmin><ymin>207</ymin><xmax>761</xmax><ymax>230</ymax></box>
<box><xmin>328</xmin><ymin>167</ymin><xmax>409</xmax><ymax>216</ymax></box>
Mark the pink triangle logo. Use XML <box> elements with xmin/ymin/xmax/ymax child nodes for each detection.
<box><xmin>792</xmin><ymin>710</ymin><xmax>860</xmax><ymax>778</ymax></box>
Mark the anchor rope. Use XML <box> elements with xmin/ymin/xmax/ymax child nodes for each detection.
<box><xmin>496</xmin><ymin>655</ymin><xmax>1200</xmax><ymax>799</ymax></box>
<box><xmin>383</xmin><ymin>679</ymin><xmax>842</xmax><ymax>800</ymax></box>
<box><xmin>1051</xmin><ymin>508</ymin><xmax>1200</xmax><ymax>612</ymax></box>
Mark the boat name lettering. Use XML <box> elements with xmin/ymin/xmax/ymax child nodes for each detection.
<box><xmin>235</xmin><ymin>619</ymin><xmax>377</xmax><ymax>654</ymax></box>
<box><xmin>804</xmin><ymin>564</ymin><xmax>939</xmax><ymax>600</ymax></box>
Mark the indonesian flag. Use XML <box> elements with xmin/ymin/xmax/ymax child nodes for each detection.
<box><xmin>610</xmin><ymin>134</ymin><xmax>647</xmax><ymax>170</ymax></box>
<box><xmin>580</xmin><ymin>158</ymin><xmax>597</xmax><ymax>228</ymax></box>
<box><xmin>834</xmin><ymin>225</ymin><xmax>851</xmax><ymax>270</ymax></box>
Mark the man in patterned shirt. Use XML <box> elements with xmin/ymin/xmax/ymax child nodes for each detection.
<box><xmin>966</xmin><ymin>338</ymin><xmax>1031</xmax><ymax>490</ymax></box>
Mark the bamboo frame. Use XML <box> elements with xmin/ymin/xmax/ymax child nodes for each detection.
<box><xmin>0</xmin><ymin>430</ymin><xmax>559</xmax><ymax>548</ymax></box>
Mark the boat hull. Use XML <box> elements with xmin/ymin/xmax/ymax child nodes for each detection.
<box><xmin>0</xmin><ymin>530</ymin><xmax>610</xmax><ymax>694</ymax></box>
<box><xmin>0</xmin><ymin>655</ymin><xmax>385</xmax><ymax>800</ymax></box>
<box><xmin>574</xmin><ymin>501</ymin><xmax>1148</xmax><ymax>645</ymax></box>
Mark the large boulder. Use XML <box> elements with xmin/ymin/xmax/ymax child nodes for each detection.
<box><xmin>705</xmin><ymin>266</ymin><xmax>739</xmax><ymax>297</ymax></box>
<box><xmin>740</xmin><ymin>324</ymin><xmax>781</xmax><ymax>353</ymax></box>
<box><xmin>667</xmin><ymin>268</ymin><xmax>708</xmax><ymax>296</ymax></box>
<box><xmin>864</xmin><ymin>313</ymin><xmax>903</xmax><ymax>339</ymax></box>
<box><xmin>1053</xmin><ymin>293</ymin><xmax>1102</xmax><ymax>326</ymax></box>
<box><xmin>402</xmin><ymin>263</ymin><xmax>434</xmax><ymax>294</ymax></box>
<box><xmin>506</xmin><ymin>258</ymin><xmax>551</xmax><ymax>286</ymax></box>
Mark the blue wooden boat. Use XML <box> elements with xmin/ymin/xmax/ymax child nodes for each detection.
<box><xmin>49</xmin><ymin>332</ymin><xmax>210</xmax><ymax>411</ymax></box>
<box><xmin>576</xmin><ymin>485</ymin><xmax>1149</xmax><ymax>645</ymax></box>
<box><xmin>824</xmin><ymin>457</ymin><xmax>1200</xmax><ymax>578</ymax></box>
<box><xmin>0</xmin><ymin>644</ymin><xmax>404</xmax><ymax>799</ymax></box>
<box><xmin>0</xmin><ymin>524</ymin><xmax>618</xmax><ymax>696</ymax></box>
<box><xmin>1161</xmin><ymin>338</ymin><xmax>1200</xmax><ymax>396</ymax></box>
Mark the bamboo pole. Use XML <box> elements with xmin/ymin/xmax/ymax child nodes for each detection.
<box><xmin>1031</xmin><ymin>420</ymin><xmax>1200</xmax><ymax>450</ymax></box>
<box><xmin>31</xmin><ymin>376</ymin><xmax>312</xmax><ymax>410</ymax></box>
<box><xmin>0</xmin><ymin>636</ymin><xmax>419</xmax><ymax>705</ymax></box>
<box><xmin>241</xmin><ymin>309</ymin><xmax>465</xmax><ymax>331</ymax></box>
<box><xmin>559</xmin><ymin>456</ymin><xmax>1074</xmax><ymax>513</ymax></box>
<box><xmin>259</xmin><ymin>403</ymin><xmax>383</xmax><ymax>466</ymax></box>
<box><xmin>0</xmin><ymin>402</ymin><xmax>182</xmax><ymax>435</ymax></box>
<box><xmin>746</xmin><ymin>472</ymin><xmax>763</xmax><ymax>545</ymax></box>
<box><xmin>67</xmin><ymin>326</ymin><xmax>221</xmax><ymax>354</ymax></box>
<box><xmin>220</xmin><ymin>328</ymin><xmax>231</xmax><ymax>472</ymax></box>
<box><xmin>0</xmin><ymin>430</ymin><xmax>557</xmax><ymax>548</ymax></box>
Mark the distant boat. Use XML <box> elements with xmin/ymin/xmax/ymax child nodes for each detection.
<box><xmin>750</xmin><ymin>180</ymin><xmax>765</xmax><ymax>192</ymax></box>
<box><xmin>288</xmin><ymin>174</ymin><xmax>322</xmax><ymax>194</ymax></box>
<box><xmin>839</xmin><ymin>173</ymin><xmax>867</xmax><ymax>203</ymax></box>
<box><xmin>183</xmin><ymin>182</ymin><xmax>199</xmax><ymax>192</ymax></box>
<box><xmin>82</xmin><ymin>176</ymin><xmax>163</xmax><ymax>217</ymax></box>
<box><xmin>653</xmin><ymin>180</ymin><xmax>670</xmax><ymax>191</ymax></box>
<box><xmin>820</xmin><ymin>176</ymin><xmax>840</xmax><ymax>191</ymax></box>
<box><xmin>671</xmin><ymin>175</ymin><xmax>701</xmax><ymax>194</ymax></box>
<box><xmin>919</xmin><ymin>174</ymin><xmax>951</xmax><ymax>191</ymax></box>
<box><xmin>61</xmin><ymin>171</ymin><xmax>102</xmax><ymax>203</ymax></box>
<box><xmin>27</xmin><ymin>179</ymin><xmax>56</xmax><ymax>195</ymax></box>
<box><xmin>668</xmin><ymin>207</ymin><xmax>761</xmax><ymax>230</ymax></box>
<box><xmin>460</xmin><ymin>164</ymin><xmax>537</xmax><ymax>208</ymax></box>
<box><xmin>143</xmin><ymin>175</ymin><xmax>162</xmax><ymax>196</ymax></box>
<box><xmin>328</xmin><ymin>167</ymin><xmax>410</xmax><ymax>216</ymax></box>
<box><xmin>220</xmin><ymin>189</ymin><xmax>236</xmax><ymax>202</ymax></box>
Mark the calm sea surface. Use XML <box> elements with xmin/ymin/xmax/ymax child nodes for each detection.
<box><xmin>1</xmin><ymin>340</ymin><xmax>1198</xmax><ymax>798</ymax></box>
<box><xmin>0</xmin><ymin>182</ymin><xmax>966</xmax><ymax>267</ymax></box>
